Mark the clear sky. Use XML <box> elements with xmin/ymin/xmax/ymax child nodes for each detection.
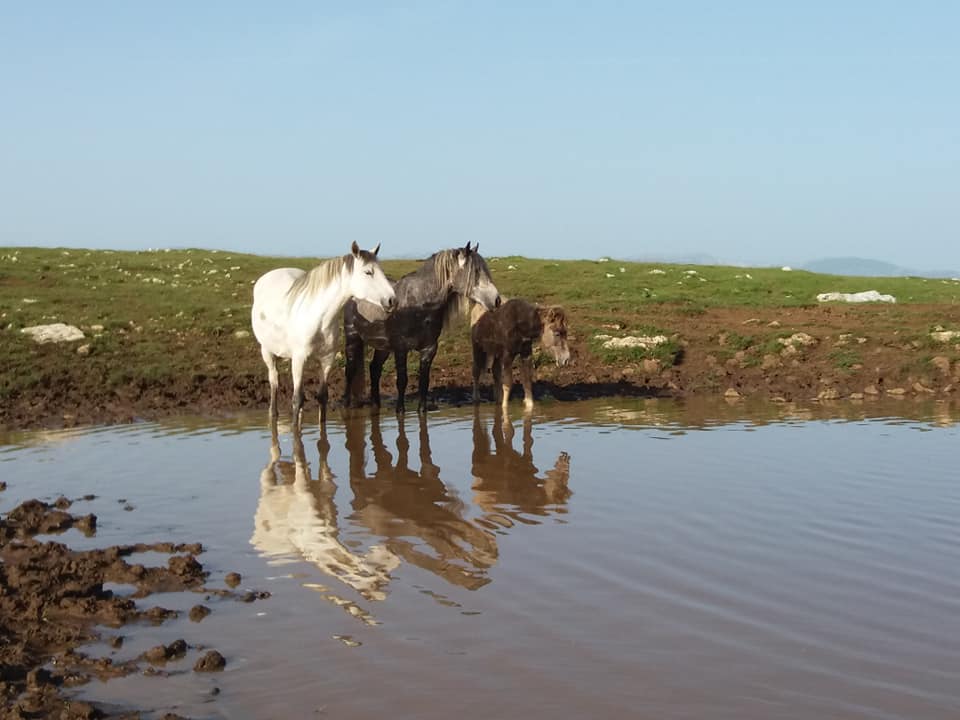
<box><xmin>1</xmin><ymin>2</ymin><xmax>958</xmax><ymax>268</ymax></box>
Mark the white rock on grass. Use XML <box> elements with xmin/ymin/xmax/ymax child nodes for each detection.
<box><xmin>930</xmin><ymin>329</ymin><xmax>960</xmax><ymax>343</ymax></box>
<box><xmin>778</xmin><ymin>332</ymin><xmax>817</xmax><ymax>348</ymax></box>
<box><xmin>816</xmin><ymin>290</ymin><xmax>896</xmax><ymax>303</ymax></box>
<box><xmin>598</xmin><ymin>335</ymin><xmax>668</xmax><ymax>350</ymax></box>
<box><xmin>21</xmin><ymin>323</ymin><xmax>85</xmax><ymax>344</ymax></box>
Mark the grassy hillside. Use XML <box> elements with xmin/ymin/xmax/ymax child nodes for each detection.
<box><xmin>2</xmin><ymin>246</ymin><xmax>959</xmax><ymax>428</ymax></box>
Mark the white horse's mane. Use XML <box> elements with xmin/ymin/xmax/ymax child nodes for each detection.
<box><xmin>285</xmin><ymin>255</ymin><xmax>353</xmax><ymax>308</ymax></box>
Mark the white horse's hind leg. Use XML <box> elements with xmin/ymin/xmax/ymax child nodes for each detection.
<box><xmin>317</xmin><ymin>352</ymin><xmax>336</xmax><ymax>426</ymax></box>
<box><xmin>261</xmin><ymin>346</ymin><xmax>280</xmax><ymax>422</ymax></box>
<box><xmin>291</xmin><ymin>353</ymin><xmax>307</xmax><ymax>427</ymax></box>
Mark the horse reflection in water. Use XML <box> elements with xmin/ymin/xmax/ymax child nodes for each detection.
<box><xmin>471</xmin><ymin>409</ymin><xmax>572</xmax><ymax>530</ymax></box>
<box><xmin>345</xmin><ymin>413</ymin><xmax>498</xmax><ymax>592</ymax></box>
<box><xmin>251</xmin><ymin>424</ymin><xmax>400</xmax><ymax>624</ymax></box>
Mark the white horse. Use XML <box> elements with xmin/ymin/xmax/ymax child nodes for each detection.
<box><xmin>251</xmin><ymin>242</ymin><xmax>396</xmax><ymax>425</ymax></box>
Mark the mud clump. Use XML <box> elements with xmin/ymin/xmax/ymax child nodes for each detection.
<box><xmin>224</xmin><ymin>571</ymin><xmax>242</xmax><ymax>588</ymax></box>
<box><xmin>193</xmin><ymin>651</ymin><xmax>226</xmax><ymax>673</ymax></box>
<box><xmin>0</xmin><ymin>498</ymin><xmax>209</xmax><ymax>718</ymax></box>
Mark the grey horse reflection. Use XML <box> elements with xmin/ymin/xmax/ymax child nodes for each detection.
<box><xmin>251</xmin><ymin>425</ymin><xmax>400</xmax><ymax>605</ymax></box>
<box><xmin>345</xmin><ymin>413</ymin><xmax>499</xmax><ymax>591</ymax></box>
<box><xmin>471</xmin><ymin>409</ymin><xmax>572</xmax><ymax>529</ymax></box>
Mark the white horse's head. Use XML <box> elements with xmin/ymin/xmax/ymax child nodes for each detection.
<box><xmin>347</xmin><ymin>242</ymin><xmax>396</xmax><ymax>314</ymax></box>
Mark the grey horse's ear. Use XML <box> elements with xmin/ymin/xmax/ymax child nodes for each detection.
<box><xmin>463</xmin><ymin>241</ymin><xmax>472</xmax><ymax>254</ymax></box>
<box><xmin>351</xmin><ymin>241</ymin><xmax>360</xmax><ymax>257</ymax></box>
<box><xmin>372</xmin><ymin>242</ymin><xmax>381</xmax><ymax>257</ymax></box>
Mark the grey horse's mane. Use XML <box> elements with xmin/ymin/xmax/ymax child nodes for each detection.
<box><xmin>422</xmin><ymin>249</ymin><xmax>491</xmax><ymax>332</ymax></box>
<box><xmin>285</xmin><ymin>251</ymin><xmax>375</xmax><ymax>308</ymax></box>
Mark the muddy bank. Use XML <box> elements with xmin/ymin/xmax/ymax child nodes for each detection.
<box><xmin>0</xmin><ymin>496</ymin><xmax>264</xmax><ymax>719</ymax></box>
<box><xmin>3</xmin><ymin>304</ymin><xmax>960</xmax><ymax>431</ymax></box>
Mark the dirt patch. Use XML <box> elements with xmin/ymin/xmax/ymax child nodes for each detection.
<box><xmin>2</xmin><ymin>304</ymin><xmax>960</xmax><ymax>431</ymax></box>
<box><xmin>0</xmin><ymin>496</ymin><xmax>268</xmax><ymax>718</ymax></box>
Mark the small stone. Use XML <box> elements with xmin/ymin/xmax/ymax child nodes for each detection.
<box><xmin>194</xmin><ymin>650</ymin><xmax>226</xmax><ymax>672</ymax></box>
<box><xmin>76</xmin><ymin>343</ymin><xmax>91</xmax><ymax>356</ymax></box>
<box><xmin>145</xmin><ymin>645</ymin><xmax>170</xmax><ymax>664</ymax></box>
<box><xmin>724</xmin><ymin>387</ymin><xmax>741</xmax><ymax>398</ymax></box>
<box><xmin>931</xmin><ymin>356</ymin><xmax>952</xmax><ymax>375</ymax></box>
<box><xmin>225</xmin><ymin>572</ymin><xmax>242</xmax><ymax>588</ymax></box>
<box><xmin>641</xmin><ymin>358</ymin><xmax>661</xmax><ymax>374</ymax></box>
<box><xmin>912</xmin><ymin>382</ymin><xmax>935</xmax><ymax>394</ymax></box>
<box><xmin>189</xmin><ymin>605</ymin><xmax>212</xmax><ymax>622</ymax></box>
<box><xmin>817</xmin><ymin>388</ymin><xmax>841</xmax><ymax>400</ymax></box>
<box><xmin>0</xmin><ymin>481</ymin><xmax>6</xmax><ymax>491</ymax></box>
<box><xmin>233</xmin><ymin>329</ymin><xmax>251</xmax><ymax>339</ymax></box>
<box><xmin>109</xmin><ymin>636</ymin><xmax>124</xmax><ymax>649</ymax></box>
<box><xmin>886</xmin><ymin>387</ymin><xmax>906</xmax><ymax>396</ymax></box>
<box><xmin>849</xmin><ymin>392</ymin><xmax>864</xmax><ymax>400</ymax></box>
<box><xmin>863</xmin><ymin>385</ymin><xmax>880</xmax><ymax>395</ymax></box>
<box><xmin>761</xmin><ymin>354</ymin><xmax>780</xmax><ymax>370</ymax></box>
<box><xmin>768</xmin><ymin>320</ymin><xmax>781</xmax><ymax>328</ymax></box>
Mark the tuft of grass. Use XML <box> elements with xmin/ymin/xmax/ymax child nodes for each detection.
<box><xmin>828</xmin><ymin>348</ymin><xmax>862</xmax><ymax>373</ymax></box>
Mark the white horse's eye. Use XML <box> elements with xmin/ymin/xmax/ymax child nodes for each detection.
<box><xmin>364</xmin><ymin>269</ymin><xmax>374</xmax><ymax>276</ymax></box>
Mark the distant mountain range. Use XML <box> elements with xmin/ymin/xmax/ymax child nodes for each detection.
<box><xmin>801</xmin><ymin>257</ymin><xmax>960</xmax><ymax>279</ymax></box>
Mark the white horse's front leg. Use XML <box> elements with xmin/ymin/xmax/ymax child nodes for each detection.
<box><xmin>317</xmin><ymin>351</ymin><xmax>336</xmax><ymax>426</ymax></box>
<box><xmin>291</xmin><ymin>353</ymin><xmax>306</xmax><ymax>427</ymax></box>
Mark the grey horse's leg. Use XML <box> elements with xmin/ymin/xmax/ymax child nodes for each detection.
<box><xmin>343</xmin><ymin>334</ymin><xmax>366</xmax><ymax>407</ymax></box>
<box><xmin>261</xmin><ymin>346</ymin><xmax>279</xmax><ymax>423</ymax></box>
<box><xmin>416</xmin><ymin>344</ymin><xmax>438</xmax><ymax>414</ymax></box>
<box><xmin>394</xmin><ymin>350</ymin><xmax>409</xmax><ymax>414</ymax></box>
<box><xmin>369</xmin><ymin>348</ymin><xmax>390</xmax><ymax>409</ymax></box>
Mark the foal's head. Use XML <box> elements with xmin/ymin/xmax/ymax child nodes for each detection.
<box><xmin>538</xmin><ymin>306</ymin><xmax>571</xmax><ymax>367</ymax></box>
<box><xmin>346</xmin><ymin>241</ymin><xmax>396</xmax><ymax>315</ymax></box>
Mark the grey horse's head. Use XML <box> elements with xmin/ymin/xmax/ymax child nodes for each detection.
<box><xmin>448</xmin><ymin>242</ymin><xmax>501</xmax><ymax>310</ymax></box>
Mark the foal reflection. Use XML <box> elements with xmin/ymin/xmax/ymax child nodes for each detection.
<box><xmin>471</xmin><ymin>409</ymin><xmax>572</xmax><ymax>528</ymax></box>
<box><xmin>251</xmin><ymin>425</ymin><xmax>400</xmax><ymax>605</ymax></box>
<box><xmin>345</xmin><ymin>413</ymin><xmax>498</xmax><ymax>591</ymax></box>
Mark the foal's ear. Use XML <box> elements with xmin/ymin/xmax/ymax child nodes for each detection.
<box><xmin>372</xmin><ymin>242</ymin><xmax>381</xmax><ymax>258</ymax></box>
<box><xmin>351</xmin><ymin>241</ymin><xmax>360</xmax><ymax>257</ymax></box>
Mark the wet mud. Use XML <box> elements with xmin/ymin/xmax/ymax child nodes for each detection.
<box><xmin>0</xmin><ymin>496</ymin><xmax>265</xmax><ymax>719</ymax></box>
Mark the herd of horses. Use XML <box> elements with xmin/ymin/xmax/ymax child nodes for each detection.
<box><xmin>251</xmin><ymin>242</ymin><xmax>571</xmax><ymax>426</ymax></box>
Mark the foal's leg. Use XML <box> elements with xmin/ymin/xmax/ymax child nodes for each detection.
<box><xmin>491</xmin><ymin>355</ymin><xmax>503</xmax><ymax>406</ymax></box>
<box><xmin>472</xmin><ymin>345</ymin><xmax>486</xmax><ymax>404</ymax></box>
<box><xmin>520</xmin><ymin>352</ymin><xmax>535</xmax><ymax>412</ymax></box>
<box><xmin>394</xmin><ymin>350</ymin><xmax>409</xmax><ymax>414</ymax></box>
<box><xmin>416</xmin><ymin>343</ymin><xmax>438</xmax><ymax>414</ymax></box>
<box><xmin>317</xmin><ymin>351</ymin><xmax>336</xmax><ymax>426</ymax></box>
<box><xmin>261</xmin><ymin>346</ymin><xmax>279</xmax><ymax>422</ymax></box>
<box><xmin>291</xmin><ymin>353</ymin><xmax>306</xmax><ymax>427</ymax></box>
<box><xmin>369</xmin><ymin>348</ymin><xmax>390</xmax><ymax>409</ymax></box>
<box><xmin>499</xmin><ymin>355</ymin><xmax>515</xmax><ymax>412</ymax></box>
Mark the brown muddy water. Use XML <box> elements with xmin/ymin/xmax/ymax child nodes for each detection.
<box><xmin>2</xmin><ymin>398</ymin><xmax>960</xmax><ymax>720</ymax></box>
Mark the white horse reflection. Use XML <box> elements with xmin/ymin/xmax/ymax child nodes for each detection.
<box><xmin>251</xmin><ymin>426</ymin><xmax>400</xmax><ymax>603</ymax></box>
<box><xmin>471</xmin><ymin>408</ymin><xmax>572</xmax><ymax>529</ymax></box>
<box><xmin>344</xmin><ymin>413</ymin><xmax>499</xmax><ymax>591</ymax></box>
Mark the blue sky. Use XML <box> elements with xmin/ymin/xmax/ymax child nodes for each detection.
<box><xmin>1</xmin><ymin>2</ymin><xmax>958</xmax><ymax>267</ymax></box>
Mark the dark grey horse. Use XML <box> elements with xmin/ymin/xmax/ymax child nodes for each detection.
<box><xmin>343</xmin><ymin>243</ymin><xmax>501</xmax><ymax>413</ymax></box>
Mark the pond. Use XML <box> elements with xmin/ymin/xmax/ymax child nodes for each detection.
<box><xmin>2</xmin><ymin>398</ymin><xmax>959</xmax><ymax>719</ymax></box>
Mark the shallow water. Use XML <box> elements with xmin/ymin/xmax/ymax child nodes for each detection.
<box><xmin>2</xmin><ymin>398</ymin><xmax>960</xmax><ymax>720</ymax></box>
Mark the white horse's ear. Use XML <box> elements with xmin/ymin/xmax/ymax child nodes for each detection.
<box><xmin>372</xmin><ymin>242</ymin><xmax>381</xmax><ymax>257</ymax></box>
<box><xmin>472</xmin><ymin>242</ymin><xmax>479</xmax><ymax>252</ymax></box>
<box><xmin>351</xmin><ymin>241</ymin><xmax>360</xmax><ymax>257</ymax></box>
